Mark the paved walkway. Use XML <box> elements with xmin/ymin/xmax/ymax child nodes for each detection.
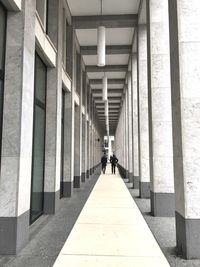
<box><xmin>53</xmin><ymin>165</ymin><xmax>170</xmax><ymax>267</ymax></box>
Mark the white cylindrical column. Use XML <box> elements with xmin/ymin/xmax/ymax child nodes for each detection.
<box><xmin>102</xmin><ymin>74</ymin><xmax>107</xmax><ymax>101</ymax></box>
<box><xmin>97</xmin><ymin>26</ymin><xmax>106</xmax><ymax>67</ymax></box>
<box><xmin>105</xmin><ymin>100</ymin><xmax>108</xmax><ymax>116</ymax></box>
<box><xmin>147</xmin><ymin>0</ymin><xmax>174</xmax><ymax>216</ymax></box>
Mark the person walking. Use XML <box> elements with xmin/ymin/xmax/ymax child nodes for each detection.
<box><xmin>110</xmin><ymin>154</ymin><xmax>118</xmax><ymax>174</ymax></box>
<box><xmin>101</xmin><ymin>153</ymin><xmax>107</xmax><ymax>174</ymax></box>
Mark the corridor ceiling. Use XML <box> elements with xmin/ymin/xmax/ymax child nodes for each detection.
<box><xmin>67</xmin><ymin>0</ymin><xmax>140</xmax><ymax>135</ymax></box>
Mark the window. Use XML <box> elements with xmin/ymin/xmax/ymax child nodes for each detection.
<box><xmin>0</xmin><ymin>2</ymin><xmax>6</xmax><ymax>164</ymax></box>
<box><xmin>36</xmin><ymin>0</ymin><xmax>48</xmax><ymax>32</ymax></box>
<box><xmin>30</xmin><ymin>53</ymin><xmax>47</xmax><ymax>224</ymax></box>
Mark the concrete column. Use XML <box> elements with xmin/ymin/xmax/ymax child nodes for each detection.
<box><xmin>86</xmin><ymin>85</ymin><xmax>90</xmax><ymax>178</ymax></box>
<box><xmin>74</xmin><ymin>53</ymin><xmax>82</xmax><ymax>188</ymax></box>
<box><xmin>81</xmin><ymin>114</ymin><xmax>86</xmax><ymax>182</ymax></box>
<box><xmin>137</xmin><ymin>24</ymin><xmax>150</xmax><ymax>197</ymax></box>
<box><xmin>169</xmin><ymin>0</ymin><xmax>200</xmax><ymax>259</ymax></box>
<box><xmin>127</xmin><ymin>72</ymin><xmax>133</xmax><ymax>182</ymax></box>
<box><xmin>125</xmin><ymin>89</ymin><xmax>129</xmax><ymax>178</ymax></box>
<box><xmin>0</xmin><ymin>0</ymin><xmax>36</xmax><ymax>254</ymax></box>
<box><xmin>86</xmin><ymin>119</ymin><xmax>90</xmax><ymax>178</ymax></box>
<box><xmin>81</xmin><ymin>72</ymin><xmax>87</xmax><ymax>182</ymax></box>
<box><xmin>43</xmin><ymin>0</ymin><xmax>62</xmax><ymax>214</ymax></box>
<box><xmin>131</xmin><ymin>53</ymin><xmax>140</xmax><ymax>190</ymax></box>
<box><xmin>74</xmin><ymin>104</ymin><xmax>81</xmax><ymax>188</ymax></box>
<box><xmin>122</xmin><ymin>103</ymin><xmax>126</xmax><ymax>169</ymax></box>
<box><xmin>89</xmin><ymin>95</ymin><xmax>93</xmax><ymax>176</ymax></box>
<box><xmin>89</xmin><ymin>123</ymin><xmax>93</xmax><ymax>175</ymax></box>
<box><xmin>147</xmin><ymin>0</ymin><xmax>174</xmax><ymax>216</ymax></box>
<box><xmin>63</xmin><ymin>26</ymin><xmax>75</xmax><ymax>197</ymax></box>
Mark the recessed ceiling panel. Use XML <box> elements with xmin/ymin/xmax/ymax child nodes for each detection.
<box><xmin>76</xmin><ymin>28</ymin><xmax>134</xmax><ymax>46</ymax></box>
<box><xmin>93</xmin><ymin>93</ymin><xmax>122</xmax><ymax>97</ymax></box>
<box><xmin>83</xmin><ymin>54</ymin><xmax>129</xmax><ymax>66</ymax></box>
<box><xmin>67</xmin><ymin>0</ymin><xmax>140</xmax><ymax>16</ymax></box>
<box><xmin>91</xmin><ymin>84</ymin><xmax>123</xmax><ymax>89</ymax></box>
<box><xmin>87</xmin><ymin>71</ymin><xmax>126</xmax><ymax>79</ymax></box>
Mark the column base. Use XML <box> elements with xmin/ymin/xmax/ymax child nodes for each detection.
<box><xmin>63</xmin><ymin>181</ymin><xmax>73</xmax><ymax>197</ymax></box>
<box><xmin>81</xmin><ymin>172</ymin><xmax>86</xmax><ymax>182</ymax></box>
<box><xmin>139</xmin><ymin>182</ymin><xmax>150</xmax><ymax>198</ymax></box>
<box><xmin>0</xmin><ymin>210</ymin><xmax>29</xmax><ymax>254</ymax></box>
<box><xmin>86</xmin><ymin>170</ymin><xmax>90</xmax><ymax>178</ymax></box>
<box><xmin>150</xmin><ymin>191</ymin><xmax>175</xmax><ymax>217</ymax></box>
<box><xmin>176</xmin><ymin>211</ymin><xmax>200</xmax><ymax>259</ymax></box>
<box><xmin>44</xmin><ymin>190</ymin><xmax>60</xmax><ymax>214</ymax></box>
<box><xmin>133</xmin><ymin>176</ymin><xmax>139</xmax><ymax>189</ymax></box>
<box><xmin>128</xmin><ymin>172</ymin><xmax>133</xmax><ymax>183</ymax></box>
<box><xmin>117</xmin><ymin>164</ymin><xmax>126</xmax><ymax>178</ymax></box>
<box><xmin>89</xmin><ymin>168</ymin><xmax>92</xmax><ymax>175</ymax></box>
<box><xmin>74</xmin><ymin>176</ymin><xmax>81</xmax><ymax>188</ymax></box>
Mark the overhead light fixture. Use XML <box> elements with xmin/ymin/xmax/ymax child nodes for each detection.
<box><xmin>102</xmin><ymin>73</ymin><xmax>107</xmax><ymax>101</ymax></box>
<box><xmin>97</xmin><ymin>0</ymin><xmax>105</xmax><ymax>67</ymax></box>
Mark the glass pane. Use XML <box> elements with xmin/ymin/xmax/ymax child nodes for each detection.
<box><xmin>36</xmin><ymin>0</ymin><xmax>45</xmax><ymax>27</ymax></box>
<box><xmin>31</xmin><ymin>105</ymin><xmax>45</xmax><ymax>222</ymax></box>
<box><xmin>30</xmin><ymin>53</ymin><xmax>46</xmax><ymax>223</ymax></box>
<box><xmin>35</xmin><ymin>55</ymin><xmax>46</xmax><ymax>104</ymax></box>
<box><xmin>0</xmin><ymin>3</ymin><xmax>6</xmax><ymax>71</ymax></box>
<box><xmin>0</xmin><ymin>79</ymin><xmax>3</xmax><ymax>155</ymax></box>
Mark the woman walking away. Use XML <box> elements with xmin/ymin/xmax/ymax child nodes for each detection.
<box><xmin>110</xmin><ymin>154</ymin><xmax>118</xmax><ymax>174</ymax></box>
<box><xmin>101</xmin><ymin>153</ymin><xmax>107</xmax><ymax>174</ymax></box>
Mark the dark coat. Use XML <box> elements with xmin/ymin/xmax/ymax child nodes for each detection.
<box><xmin>111</xmin><ymin>156</ymin><xmax>118</xmax><ymax>166</ymax></box>
<box><xmin>101</xmin><ymin>156</ymin><xmax>107</xmax><ymax>166</ymax></box>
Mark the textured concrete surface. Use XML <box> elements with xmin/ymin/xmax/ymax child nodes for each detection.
<box><xmin>125</xmin><ymin>180</ymin><xmax>200</xmax><ymax>267</ymax></box>
<box><xmin>0</xmin><ymin>168</ymin><xmax>101</xmax><ymax>267</ymax></box>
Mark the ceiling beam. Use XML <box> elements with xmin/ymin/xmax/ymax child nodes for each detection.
<box><xmin>92</xmin><ymin>89</ymin><xmax>123</xmax><ymax>94</ymax></box>
<box><xmin>95</xmin><ymin>103</ymin><xmax>120</xmax><ymax>106</ymax></box>
<box><xmin>86</xmin><ymin>65</ymin><xmax>127</xmax><ymax>72</ymax></box>
<box><xmin>81</xmin><ymin>45</ymin><xmax>132</xmax><ymax>55</ymax></box>
<box><xmin>90</xmin><ymin>78</ymin><xmax>125</xmax><ymax>84</ymax></box>
<box><xmin>94</xmin><ymin>96</ymin><xmax>121</xmax><ymax>101</ymax></box>
<box><xmin>72</xmin><ymin>14</ymin><xmax>138</xmax><ymax>29</ymax></box>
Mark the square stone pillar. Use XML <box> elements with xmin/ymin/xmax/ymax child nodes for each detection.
<box><xmin>86</xmin><ymin>85</ymin><xmax>91</xmax><ymax>178</ymax></box>
<box><xmin>73</xmin><ymin>53</ymin><xmax>82</xmax><ymax>188</ymax></box>
<box><xmin>127</xmin><ymin>72</ymin><xmax>133</xmax><ymax>182</ymax></box>
<box><xmin>81</xmin><ymin>113</ymin><xmax>86</xmax><ymax>182</ymax></box>
<box><xmin>63</xmin><ymin>26</ymin><xmax>75</xmax><ymax>197</ymax></box>
<box><xmin>169</xmin><ymin>0</ymin><xmax>200</xmax><ymax>259</ymax></box>
<box><xmin>74</xmin><ymin>104</ymin><xmax>81</xmax><ymax>188</ymax></box>
<box><xmin>43</xmin><ymin>0</ymin><xmax>62</xmax><ymax>214</ymax></box>
<box><xmin>137</xmin><ymin>24</ymin><xmax>151</xmax><ymax>197</ymax></box>
<box><xmin>147</xmin><ymin>0</ymin><xmax>175</xmax><ymax>216</ymax></box>
<box><xmin>131</xmin><ymin>53</ymin><xmax>140</xmax><ymax>190</ymax></box>
<box><xmin>125</xmin><ymin>89</ymin><xmax>129</xmax><ymax>178</ymax></box>
<box><xmin>81</xmin><ymin>72</ymin><xmax>87</xmax><ymax>182</ymax></box>
<box><xmin>0</xmin><ymin>0</ymin><xmax>36</xmax><ymax>254</ymax></box>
